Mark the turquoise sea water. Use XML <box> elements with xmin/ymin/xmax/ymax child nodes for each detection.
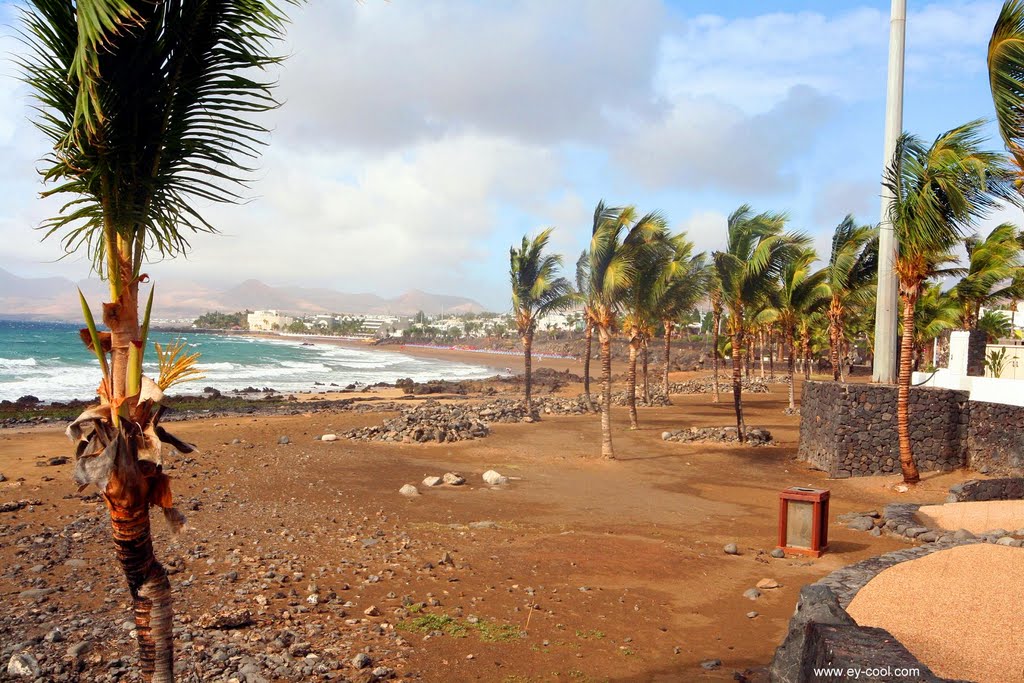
<box><xmin>0</xmin><ymin>320</ymin><xmax>497</xmax><ymax>402</ymax></box>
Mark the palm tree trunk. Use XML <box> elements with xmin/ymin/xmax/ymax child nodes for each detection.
<box><xmin>641</xmin><ymin>341</ymin><xmax>650</xmax><ymax>404</ymax></box>
<box><xmin>731</xmin><ymin>322</ymin><xmax>746</xmax><ymax>442</ymax></box>
<box><xmin>897</xmin><ymin>294</ymin><xmax>921</xmax><ymax>484</ymax></box>
<box><xmin>787</xmin><ymin>327</ymin><xmax>796</xmax><ymax>411</ymax></box>
<box><xmin>600</xmin><ymin>329</ymin><xmax>614</xmax><ymax>459</ymax></box>
<box><xmin>802</xmin><ymin>330</ymin><xmax>811</xmax><ymax>379</ymax></box>
<box><xmin>768</xmin><ymin>327</ymin><xmax>775</xmax><ymax>379</ymax></box>
<box><xmin>829</xmin><ymin>301</ymin><xmax>841</xmax><ymax>381</ymax></box>
<box><xmin>627</xmin><ymin>340</ymin><xmax>639</xmax><ymax>429</ymax></box>
<box><xmin>840</xmin><ymin>339</ymin><xmax>849</xmax><ymax>381</ymax></box>
<box><xmin>583</xmin><ymin>323</ymin><xmax>594</xmax><ymax>411</ymax></box>
<box><xmin>759</xmin><ymin>329</ymin><xmax>765</xmax><ymax>378</ymax></box>
<box><xmin>102</xmin><ymin>261</ymin><xmax>175</xmax><ymax>683</ymax></box>
<box><xmin>110</xmin><ymin>495</ymin><xmax>174</xmax><ymax>683</ymax></box>
<box><xmin>712</xmin><ymin>309</ymin><xmax>721</xmax><ymax>404</ymax></box>
<box><xmin>662</xmin><ymin>321</ymin><xmax>672</xmax><ymax>396</ymax></box>
<box><xmin>743</xmin><ymin>331</ymin><xmax>751</xmax><ymax>378</ymax></box>
<box><xmin>523</xmin><ymin>331</ymin><xmax>533</xmax><ymax>414</ymax></box>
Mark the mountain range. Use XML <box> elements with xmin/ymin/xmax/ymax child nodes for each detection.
<box><xmin>0</xmin><ymin>269</ymin><xmax>485</xmax><ymax>320</ymax></box>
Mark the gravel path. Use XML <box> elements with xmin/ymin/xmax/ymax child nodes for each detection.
<box><xmin>847</xmin><ymin>544</ymin><xmax>1024</xmax><ymax>683</ymax></box>
<box><xmin>915</xmin><ymin>500</ymin><xmax>1024</xmax><ymax>534</ymax></box>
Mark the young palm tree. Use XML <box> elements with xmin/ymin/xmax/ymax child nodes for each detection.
<box><xmin>20</xmin><ymin>2</ymin><xmax>299</xmax><ymax>680</ymax></box>
<box><xmin>911</xmin><ymin>284</ymin><xmax>959</xmax><ymax>368</ymax></box>
<box><xmin>654</xmin><ymin>235</ymin><xmax>710</xmax><ymax>396</ymax></box>
<box><xmin>510</xmin><ymin>228</ymin><xmax>573</xmax><ymax>414</ymax></box>
<box><xmin>586</xmin><ymin>202</ymin><xmax>668</xmax><ymax>457</ymax></box>
<box><xmin>763</xmin><ymin>249</ymin><xmax>830</xmax><ymax>410</ymax></box>
<box><xmin>713</xmin><ymin>205</ymin><xmax>807</xmax><ymax>441</ymax></box>
<box><xmin>708</xmin><ymin>272</ymin><xmax>724</xmax><ymax>403</ymax></box>
<box><xmin>886</xmin><ymin>122</ymin><xmax>1016</xmax><ymax>484</ymax></box>
<box><xmin>950</xmin><ymin>223</ymin><xmax>1024</xmax><ymax>328</ymax></box>
<box><xmin>825</xmin><ymin>216</ymin><xmax>878</xmax><ymax>381</ymax></box>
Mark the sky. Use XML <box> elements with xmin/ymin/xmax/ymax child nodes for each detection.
<box><xmin>0</xmin><ymin>0</ymin><xmax>1017</xmax><ymax>311</ymax></box>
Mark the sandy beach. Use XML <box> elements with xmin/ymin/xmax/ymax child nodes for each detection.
<box><xmin>241</xmin><ymin>331</ymin><xmax>581</xmax><ymax>375</ymax></box>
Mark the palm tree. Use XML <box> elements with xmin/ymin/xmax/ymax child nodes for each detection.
<box><xmin>510</xmin><ymin>228</ymin><xmax>573</xmax><ymax>414</ymax></box>
<box><xmin>585</xmin><ymin>202</ymin><xmax>668</xmax><ymax>457</ymax></box>
<box><xmin>978</xmin><ymin>309</ymin><xmax>1014</xmax><ymax>341</ymax></box>
<box><xmin>886</xmin><ymin>122</ymin><xmax>1016</xmax><ymax>484</ymax></box>
<box><xmin>575</xmin><ymin>250</ymin><xmax>597</xmax><ymax>411</ymax></box>
<box><xmin>713</xmin><ymin>205</ymin><xmax>807</xmax><ymax>441</ymax></box>
<box><xmin>708</xmin><ymin>272</ymin><xmax>724</xmax><ymax>403</ymax></box>
<box><xmin>911</xmin><ymin>284</ymin><xmax>959</xmax><ymax>368</ymax></box>
<box><xmin>989</xmin><ymin>0</ymin><xmax>1024</xmax><ymax>174</ymax></box>
<box><xmin>763</xmin><ymin>249</ymin><xmax>830</xmax><ymax>410</ymax></box>
<box><xmin>19</xmin><ymin>2</ymin><xmax>298</xmax><ymax>680</ymax></box>
<box><xmin>950</xmin><ymin>223</ymin><xmax>1024</xmax><ymax>328</ymax></box>
<box><xmin>620</xmin><ymin>214</ymin><xmax>672</xmax><ymax>428</ymax></box>
<box><xmin>825</xmin><ymin>216</ymin><xmax>878</xmax><ymax>381</ymax></box>
<box><xmin>654</xmin><ymin>235</ymin><xmax>710</xmax><ymax>396</ymax></box>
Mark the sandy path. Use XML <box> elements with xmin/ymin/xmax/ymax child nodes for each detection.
<box><xmin>847</xmin><ymin>543</ymin><xmax>1024</xmax><ymax>683</ymax></box>
<box><xmin>916</xmin><ymin>501</ymin><xmax>1024</xmax><ymax>534</ymax></box>
<box><xmin>0</xmin><ymin>374</ymin><xmax>975</xmax><ymax>681</ymax></box>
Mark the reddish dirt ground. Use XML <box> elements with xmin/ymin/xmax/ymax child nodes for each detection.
<box><xmin>0</xmin><ymin>371</ymin><xmax>969</xmax><ymax>682</ymax></box>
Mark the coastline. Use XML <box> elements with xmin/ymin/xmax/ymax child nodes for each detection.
<box><xmin>239</xmin><ymin>331</ymin><xmax>584</xmax><ymax>375</ymax></box>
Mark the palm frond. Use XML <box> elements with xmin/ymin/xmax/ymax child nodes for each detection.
<box><xmin>19</xmin><ymin>0</ymin><xmax>302</xmax><ymax>278</ymax></box>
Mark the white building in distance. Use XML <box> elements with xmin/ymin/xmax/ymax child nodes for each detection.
<box><xmin>247</xmin><ymin>310</ymin><xmax>294</xmax><ymax>331</ymax></box>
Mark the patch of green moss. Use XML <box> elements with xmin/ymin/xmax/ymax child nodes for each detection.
<box><xmin>398</xmin><ymin>612</ymin><xmax>522</xmax><ymax>642</ymax></box>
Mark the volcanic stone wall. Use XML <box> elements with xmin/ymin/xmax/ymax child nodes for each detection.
<box><xmin>798</xmin><ymin>382</ymin><xmax>969</xmax><ymax>478</ymax></box>
<box><xmin>947</xmin><ymin>477</ymin><xmax>1024</xmax><ymax>502</ymax></box>
<box><xmin>966</xmin><ymin>401</ymin><xmax>1024</xmax><ymax>475</ymax></box>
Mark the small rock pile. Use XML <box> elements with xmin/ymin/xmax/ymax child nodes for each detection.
<box><xmin>344</xmin><ymin>400</ymin><xmax>539</xmax><ymax>443</ymax></box>
<box><xmin>668</xmin><ymin>377</ymin><xmax>772</xmax><ymax>394</ymax></box>
<box><xmin>610</xmin><ymin>390</ymin><xmax>672</xmax><ymax>407</ymax></box>
<box><xmin>534</xmin><ymin>396</ymin><xmax>596</xmax><ymax>415</ymax></box>
<box><xmin>394</xmin><ymin>378</ymin><xmax>469</xmax><ymax>395</ymax></box>
<box><xmin>661</xmin><ymin>426</ymin><xmax>773</xmax><ymax>446</ymax></box>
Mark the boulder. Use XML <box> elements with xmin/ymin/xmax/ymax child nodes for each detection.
<box><xmin>482</xmin><ymin>470</ymin><xmax>508</xmax><ymax>485</ymax></box>
<box><xmin>769</xmin><ymin>585</ymin><xmax>855</xmax><ymax>683</ymax></box>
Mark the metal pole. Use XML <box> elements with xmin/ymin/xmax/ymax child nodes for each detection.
<box><xmin>872</xmin><ymin>0</ymin><xmax>905</xmax><ymax>384</ymax></box>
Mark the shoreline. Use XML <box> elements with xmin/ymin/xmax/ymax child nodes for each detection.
<box><xmin>241</xmin><ymin>331</ymin><xmax>584</xmax><ymax>375</ymax></box>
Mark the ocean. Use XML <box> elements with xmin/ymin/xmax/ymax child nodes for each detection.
<box><xmin>0</xmin><ymin>320</ymin><xmax>499</xmax><ymax>403</ymax></box>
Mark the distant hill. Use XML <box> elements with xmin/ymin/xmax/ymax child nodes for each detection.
<box><xmin>0</xmin><ymin>268</ymin><xmax>485</xmax><ymax>320</ymax></box>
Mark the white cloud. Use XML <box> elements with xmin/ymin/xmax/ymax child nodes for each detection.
<box><xmin>813</xmin><ymin>179</ymin><xmax>882</xmax><ymax>226</ymax></box>
<box><xmin>277</xmin><ymin>0</ymin><xmax>667</xmax><ymax>150</ymax></box>
<box><xmin>159</xmin><ymin>133</ymin><xmax>560</xmax><ymax>297</ymax></box>
<box><xmin>676</xmin><ymin>209</ymin><xmax>728</xmax><ymax>255</ymax></box>
<box><xmin>657</xmin><ymin>1</ymin><xmax>999</xmax><ymax>112</ymax></box>
<box><xmin>616</xmin><ymin>85</ymin><xmax>839</xmax><ymax>193</ymax></box>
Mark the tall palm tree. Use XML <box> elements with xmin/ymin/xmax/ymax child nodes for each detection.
<box><xmin>510</xmin><ymin>228</ymin><xmax>573</xmax><ymax>414</ymax></box>
<box><xmin>713</xmin><ymin>205</ymin><xmax>807</xmax><ymax>441</ymax></box>
<box><xmin>620</xmin><ymin>214</ymin><xmax>671</xmax><ymax>428</ymax></box>
<box><xmin>586</xmin><ymin>202</ymin><xmax>668</xmax><ymax>457</ymax></box>
<box><xmin>19</xmin><ymin>1</ymin><xmax>298</xmax><ymax>680</ymax></box>
<box><xmin>575</xmin><ymin>250</ymin><xmax>597</xmax><ymax>411</ymax></box>
<box><xmin>763</xmin><ymin>249</ymin><xmax>830</xmax><ymax>410</ymax></box>
<box><xmin>825</xmin><ymin>216</ymin><xmax>878</xmax><ymax>381</ymax></box>
<box><xmin>886</xmin><ymin>122</ymin><xmax>1016</xmax><ymax>484</ymax></box>
<box><xmin>654</xmin><ymin>235</ymin><xmax>710</xmax><ymax>396</ymax></box>
<box><xmin>950</xmin><ymin>223</ymin><xmax>1024</xmax><ymax>328</ymax></box>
